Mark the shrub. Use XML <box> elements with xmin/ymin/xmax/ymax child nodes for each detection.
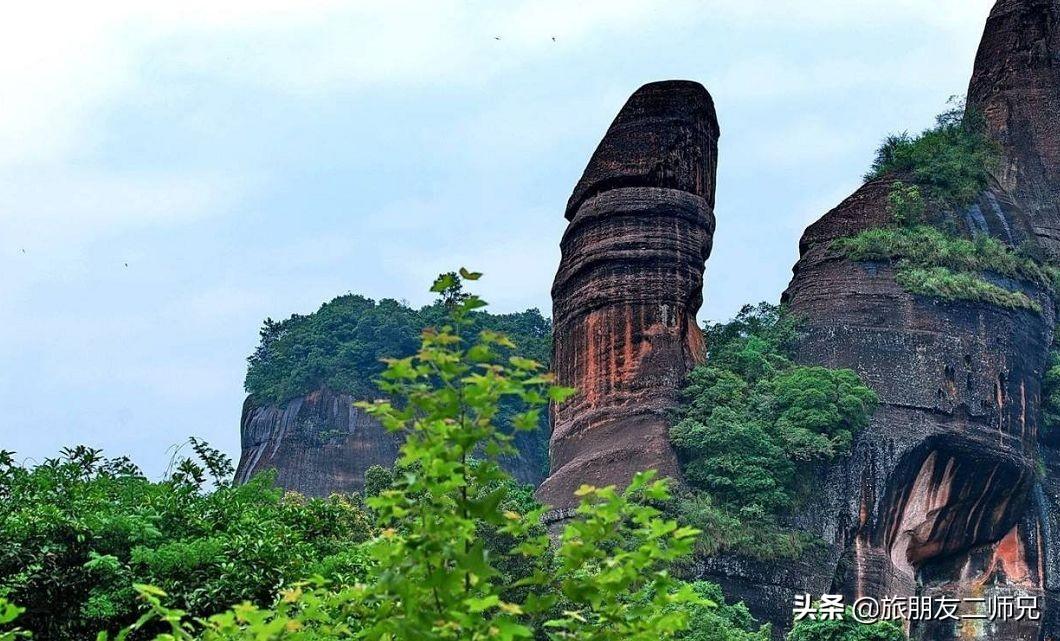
<box><xmin>787</xmin><ymin>612</ymin><xmax>904</xmax><ymax>641</ymax></box>
<box><xmin>886</xmin><ymin>182</ymin><xmax>925</xmax><ymax>226</ymax></box>
<box><xmin>0</xmin><ymin>444</ymin><xmax>373</xmax><ymax>640</ymax></box>
<box><xmin>865</xmin><ymin>99</ymin><xmax>998</xmax><ymax>211</ymax></box>
<box><xmin>669</xmin><ymin>305</ymin><xmax>876</xmax><ymax>559</ymax></box>
<box><xmin>895</xmin><ymin>266</ymin><xmax>1041</xmax><ymax>312</ymax></box>
<box><xmin>92</xmin><ymin>271</ymin><xmax>769</xmax><ymax>641</ymax></box>
<box><xmin>834</xmin><ymin>225</ymin><xmax>1060</xmax><ymax>292</ymax></box>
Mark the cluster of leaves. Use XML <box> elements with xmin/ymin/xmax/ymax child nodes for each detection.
<box><xmin>834</xmin><ymin>225</ymin><xmax>1060</xmax><ymax>313</ymax></box>
<box><xmin>865</xmin><ymin>99</ymin><xmax>999</xmax><ymax>212</ymax></box>
<box><xmin>1041</xmin><ymin>332</ymin><xmax>1060</xmax><ymax>439</ymax></box>
<box><xmin>787</xmin><ymin>613</ymin><xmax>904</xmax><ymax>641</ymax></box>
<box><xmin>669</xmin><ymin>304</ymin><xmax>877</xmax><ymax>559</ymax></box>
<box><xmin>836</xmin><ymin>100</ymin><xmax>1057</xmax><ymax>313</ymax></box>
<box><xmin>0</xmin><ymin>600</ymin><xmax>28</xmax><ymax>641</ymax></box>
<box><xmin>0</xmin><ymin>444</ymin><xmax>373</xmax><ymax>640</ymax></box>
<box><xmin>2</xmin><ymin>272</ymin><xmax>785</xmax><ymax>641</ymax></box>
<box><xmin>245</xmin><ymin>288</ymin><xmax>551</xmax><ymax>406</ymax></box>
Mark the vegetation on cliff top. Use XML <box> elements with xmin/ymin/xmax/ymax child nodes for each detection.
<box><xmin>669</xmin><ymin>304</ymin><xmax>878</xmax><ymax>559</ymax></box>
<box><xmin>837</xmin><ymin>99</ymin><xmax>1056</xmax><ymax>313</ymax></box>
<box><xmin>245</xmin><ymin>286</ymin><xmax>551</xmax><ymax>405</ymax></box>
<box><xmin>864</xmin><ymin>99</ymin><xmax>998</xmax><ymax>211</ymax></box>
<box><xmin>833</xmin><ymin>225</ymin><xmax>1059</xmax><ymax>313</ymax></box>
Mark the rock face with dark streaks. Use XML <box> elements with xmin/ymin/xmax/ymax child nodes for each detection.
<box><xmin>968</xmin><ymin>0</ymin><xmax>1060</xmax><ymax>257</ymax></box>
<box><xmin>236</xmin><ymin>389</ymin><xmax>549</xmax><ymax>496</ymax></box>
<box><xmin>717</xmin><ymin>2</ymin><xmax>1060</xmax><ymax>638</ymax></box>
<box><xmin>234</xmin><ymin>389</ymin><xmax>401</xmax><ymax>496</ymax></box>
<box><xmin>536</xmin><ymin>80</ymin><xmax>719</xmax><ymax>510</ymax></box>
<box><xmin>778</xmin><ymin>176</ymin><xmax>1054</xmax><ymax>640</ymax></box>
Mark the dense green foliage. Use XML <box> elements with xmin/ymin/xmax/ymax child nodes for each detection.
<box><xmin>896</xmin><ymin>266</ymin><xmax>1040</xmax><ymax>312</ymax></box>
<box><xmin>836</xmin><ymin>101</ymin><xmax>1056</xmax><ymax>313</ymax></box>
<box><xmin>2</xmin><ymin>272</ymin><xmax>785</xmax><ymax>641</ymax></box>
<box><xmin>787</xmin><ymin>613</ymin><xmax>904</xmax><ymax>641</ymax></box>
<box><xmin>834</xmin><ymin>225</ymin><xmax>1059</xmax><ymax>313</ymax></box>
<box><xmin>245</xmin><ymin>289</ymin><xmax>551</xmax><ymax>405</ymax></box>
<box><xmin>865</xmin><ymin>100</ymin><xmax>998</xmax><ymax>211</ymax></box>
<box><xmin>0</xmin><ymin>444</ymin><xmax>374</xmax><ymax>640</ymax></box>
<box><xmin>669</xmin><ymin>304</ymin><xmax>877</xmax><ymax>558</ymax></box>
<box><xmin>1042</xmin><ymin>335</ymin><xmax>1060</xmax><ymax>438</ymax></box>
<box><xmin>644</xmin><ymin>582</ymin><xmax>770</xmax><ymax>641</ymax></box>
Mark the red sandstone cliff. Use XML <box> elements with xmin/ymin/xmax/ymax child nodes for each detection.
<box><xmin>536</xmin><ymin>80</ymin><xmax>719</xmax><ymax>510</ymax></box>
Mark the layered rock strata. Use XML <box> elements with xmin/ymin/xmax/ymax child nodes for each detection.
<box><xmin>234</xmin><ymin>389</ymin><xmax>401</xmax><ymax>496</ymax></box>
<box><xmin>968</xmin><ymin>0</ymin><xmax>1060</xmax><ymax>258</ymax></box>
<box><xmin>236</xmin><ymin>388</ymin><xmax>549</xmax><ymax>496</ymax></box>
<box><xmin>779</xmin><ymin>176</ymin><xmax>1054</xmax><ymax>641</ymax></box>
<box><xmin>535</xmin><ymin>80</ymin><xmax>719</xmax><ymax>510</ymax></box>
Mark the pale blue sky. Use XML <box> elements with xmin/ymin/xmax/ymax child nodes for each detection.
<box><xmin>1</xmin><ymin>0</ymin><xmax>995</xmax><ymax>476</ymax></box>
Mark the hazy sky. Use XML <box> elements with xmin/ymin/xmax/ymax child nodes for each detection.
<box><xmin>1</xmin><ymin>0</ymin><xmax>996</xmax><ymax>476</ymax></box>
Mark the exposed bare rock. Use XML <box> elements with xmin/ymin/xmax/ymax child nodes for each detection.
<box><xmin>969</xmin><ymin>0</ymin><xmax>1060</xmax><ymax>257</ymax></box>
<box><xmin>234</xmin><ymin>389</ymin><xmax>401</xmax><ymax>496</ymax></box>
<box><xmin>536</xmin><ymin>80</ymin><xmax>718</xmax><ymax>510</ymax></box>
<box><xmin>766</xmin><ymin>176</ymin><xmax>1053</xmax><ymax>640</ymax></box>
<box><xmin>236</xmin><ymin>389</ymin><xmax>550</xmax><ymax>495</ymax></box>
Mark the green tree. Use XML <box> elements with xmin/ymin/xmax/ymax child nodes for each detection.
<box><xmin>669</xmin><ymin>304</ymin><xmax>877</xmax><ymax>558</ymax></box>
<box><xmin>787</xmin><ymin>614</ymin><xmax>904</xmax><ymax>641</ymax></box>
<box><xmin>108</xmin><ymin>271</ymin><xmax>731</xmax><ymax>641</ymax></box>
<box><xmin>0</xmin><ymin>444</ymin><xmax>373</xmax><ymax>640</ymax></box>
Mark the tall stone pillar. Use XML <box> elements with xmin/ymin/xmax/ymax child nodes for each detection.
<box><xmin>536</xmin><ymin>80</ymin><xmax>719</xmax><ymax>510</ymax></box>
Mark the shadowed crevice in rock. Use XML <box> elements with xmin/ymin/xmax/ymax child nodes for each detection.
<box><xmin>536</xmin><ymin>80</ymin><xmax>718</xmax><ymax>510</ymax></box>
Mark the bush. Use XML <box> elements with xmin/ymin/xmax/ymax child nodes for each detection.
<box><xmin>835</xmin><ymin>225</ymin><xmax>1060</xmax><ymax>291</ymax></box>
<box><xmin>895</xmin><ymin>266</ymin><xmax>1041</xmax><ymax>312</ymax></box>
<box><xmin>88</xmin><ymin>271</ymin><xmax>771</xmax><ymax>641</ymax></box>
<box><xmin>0</xmin><ymin>444</ymin><xmax>373</xmax><ymax>640</ymax></box>
<box><xmin>669</xmin><ymin>305</ymin><xmax>877</xmax><ymax>559</ymax></box>
<box><xmin>644</xmin><ymin>581</ymin><xmax>772</xmax><ymax>641</ymax></box>
<box><xmin>865</xmin><ymin>99</ymin><xmax>998</xmax><ymax>211</ymax></box>
<box><xmin>787</xmin><ymin>613</ymin><xmax>904</xmax><ymax>641</ymax></box>
<box><xmin>1042</xmin><ymin>338</ymin><xmax>1060</xmax><ymax>438</ymax></box>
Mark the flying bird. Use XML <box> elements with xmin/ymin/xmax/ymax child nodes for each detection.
<box><xmin>494</xmin><ymin>36</ymin><xmax>501</xmax><ymax>40</ymax></box>
<box><xmin>551</xmin><ymin>36</ymin><xmax>556</xmax><ymax>42</ymax></box>
<box><xmin>124</xmin><ymin>262</ymin><xmax>129</xmax><ymax>268</ymax></box>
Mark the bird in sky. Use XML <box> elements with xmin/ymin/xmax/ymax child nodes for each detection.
<box><xmin>124</xmin><ymin>262</ymin><xmax>129</xmax><ymax>268</ymax></box>
<box><xmin>20</xmin><ymin>248</ymin><xmax>26</xmax><ymax>254</ymax></box>
<box><xmin>494</xmin><ymin>36</ymin><xmax>501</xmax><ymax>40</ymax></box>
<box><xmin>551</xmin><ymin>36</ymin><xmax>556</xmax><ymax>42</ymax></box>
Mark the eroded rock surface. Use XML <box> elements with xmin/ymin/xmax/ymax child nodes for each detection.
<box><xmin>692</xmin><ymin>3</ymin><xmax>1060</xmax><ymax>638</ymax></box>
<box><xmin>726</xmin><ymin>2</ymin><xmax>1060</xmax><ymax>637</ymax></box>
<box><xmin>236</xmin><ymin>388</ymin><xmax>549</xmax><ymax>495</ymax></box>
<box><xmin>235</xmin><ymin>389</ymin><xmax>401</xmax><ymax>496</ymax></box>
<box><xmin>969</xmin><ymin>0</ymin><xmax>1060</xmax><ymax>257</ymax></box>
<box><xmin>536</xmin><ymin>80</ymin><xmax>719</xmax><ymax>510</ymax></box>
